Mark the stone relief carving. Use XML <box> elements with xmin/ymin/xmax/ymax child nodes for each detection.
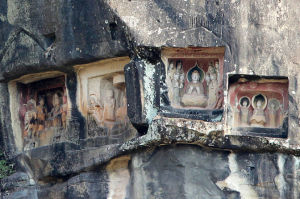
<box><xmin>75</xmin><ymin>57</ymin><xmax>136</xmax><ymax>145</ymax></box>
<box><xmin>182</xmin><ymin>63</ymin><xmax>207</xmax><ymax>107</ymax></box>
<box><xmin>233</xmin><ymin>93</ymin><xmax>287</xmax><ymax>129</ymax></box>
<box><xmin>87</xmin><ymin>94</ymin><xmax>103</xmax><ymax>130</ymax></box>
<box><xmin>86</xmin><ymin>74</ymin><xmax>136</xmax><ymax>143</ymax></box>
<box><xmin>239</xmin><ymin>96</ymin><xmax>250</xmax><ymax>126</ymax></box>
<box><xmin>19</xmin><ymin>76</ymin><xmax>68</xmax><ymax>150</ymax></box>
<box><xmin>250</xmin><ymin>94</ymin><xmax>267</xmax><ymax>127</ymax></box>
<box><xmin>206</xmin><ymin>62</ymin><xmax>219</xmax><ymax>108</ymax></box>
<box><xmin>167</xmin><ymin>59</ymin><xmax>222</xmax><ymax>109</ymax></box>
<box><xmin>168</xmin><ymin>61</ymin><xmax>185</xmax><ymax>106</ymax></box>
<box><xmin>228</xmin><ymin>76</ymin><xmax>289</xmax><ymax>133</ymax></box>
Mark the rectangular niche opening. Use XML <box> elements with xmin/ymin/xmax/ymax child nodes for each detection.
<box><xmin>160</xmin><ymin>47</ymin><xmax>225</xmax><ymax>122</ymax></box>
<box><xmin>226</xmin><ymin>74</ymin><xmax>289</xmax><ymax>138</ymax></box>
<box><xmin>9</xmin><ymin>72</ymin><xmax>68</xmax><ymax>151</ymax></box>
<box><xmin>75</xmin><ymin>57</ymin><xmax>138</xmax><ymax>147</ymax></box>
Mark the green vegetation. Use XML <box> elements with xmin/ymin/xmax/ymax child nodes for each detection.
<box><xmin>0</xmin><ymin>151</ymin><xmax>14</xmax><ymax>179</ymax></box>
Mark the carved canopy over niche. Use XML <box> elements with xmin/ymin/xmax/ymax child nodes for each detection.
<box><xmin>226</xmin><ymin>74</ymin><xmax>289</xmax><ymax>138</ymax></box>
<box><xmin>76</xmin><ymin>57</ymin><xmax>137</xmax><ymax>145</ymax></box>
<box><xmin>12</xmin><ymin>73</ymin><xmax>68</xmax><ymax>150</ymax></box>
<box><xmin>160</xmin><ymin>47</ymin><xmax>225</xmax><ymax>121</ymax></box>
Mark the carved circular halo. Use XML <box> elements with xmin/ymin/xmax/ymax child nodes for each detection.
<box><xmin>239</xmin><ymin>96</ymin><xmax>251</xmax><ymax>108</ymax></box>
<box><xmin>252</xmin><ymin>94</ymin><xmax>267</xmax><ymax>110</ymax></box>
<box><xmin>268</xmin><ymin>98</ymin><xmax>280</xmax><ymax>111</ymax></box>
<box><xmin>187</xmin><ymin>62</ymin><xmax>205</xmax><ymax>83</ymax></box>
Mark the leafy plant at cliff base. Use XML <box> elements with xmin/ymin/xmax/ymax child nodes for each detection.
<box><xmin>0</xmin><ymin>151</ymin><xmax>14</xmax><ymax>179</ymax></box>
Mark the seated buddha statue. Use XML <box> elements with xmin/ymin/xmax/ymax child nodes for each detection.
<box><xmin>250</xmin><ymin>97</ymin><xmax>267</xmax><ymax>127</ymax></box>
<box><xmin>182</xmin><ymin>69</ymin><xmax>207</xmax><ymax>107</ymax></box>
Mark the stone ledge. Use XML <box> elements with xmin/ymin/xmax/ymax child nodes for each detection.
<box><xmin>7</xmin><ymin>116</ymin><xmax>300</xmax><ymax>182</ymax></box>
<box><xmin>121</xmin><ymin>116</ymin><xmax>300</xmax><ymax>155</ymax></box>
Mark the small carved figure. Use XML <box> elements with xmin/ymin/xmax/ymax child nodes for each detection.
<box><xmin>172</xmin><ymin>61</ymin><xmax>185</xmax><ymax>106</ymax></box>
<box><xmin>267</xmin><ymin>98</ymin><xmax>281</xmax><ymax>127</ymax></box>
<box><xmin>167</xmin><ymin>61</ymin><xmax>176</xmax><ymax>101</ymax></box>
<box><xmin>206</xmin><ymin>63</ymin><xmax>218</xmax><ymax>108</ymax></box>
<box><xmin>187</xmin><ymin>70</ymin><xmax>204</xmax><ymax>94</ymax></box>
<box><xmin>24</xmin><ymin>99</ymin><xmax>37</xmax><ymax>138</ymax></box>
<box><xmin>103</xmin><ymin>89</ymin><xmax>116</xmax><ymax>122</ymax></box>
<box><xmin>88</xmin><ymin>94</ymin><xmax>103</xmax><ymax>128</ymax></box>
<box><xmin>36</xmin><ymin>97</ymin><xmax>47</xmax><ymax>132</ymax></box>
<box><xmin>182</xmin><ymin>65</ymin><xmax>207</xmax><ymax>107</ymax></box>
<box><xmin>239</xmin><ymin>97</ymin><xmax>250</xmax><ymax>126</ymax></box>
<box><xmin>116</xmin><ymin>95</ymin><xmax>128</xmax><ymax>124</ymax></box>
<box><xmin>49</xmin><ymin>93</ymin><xmax>62</xmax><ymax>128</ymax></box>
<box><xmin>250</xmin><ymin>95</ymin><xmax>267</xmax><ymax>127</ymax></box>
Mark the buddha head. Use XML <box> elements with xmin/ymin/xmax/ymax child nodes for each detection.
<box><xmin>240</xmin><ymin>97</ymin><xmax>250</xmax><ymax>108</ymax></box>
<box><xmin>191</xmin><ymin>70</ymin><xmax>200</xmax><ymax>82</ymax></box>
<box><xmin>257</xmin><ymin>99</ymin><xmax>262</xmax><ymax>108</ymax></box>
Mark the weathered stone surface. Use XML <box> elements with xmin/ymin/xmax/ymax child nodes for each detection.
<box><xmin>124</xmin><ymin>56</ymin><xmax>160</xmax><ymax>134</ymax></box>
<box><xmin>128</xmin><ymin>145</ymin><xmax>300</xmax><ymax>199</ymax></box>
<box><xmin>0</xmin><ymin>0</ymin><xmax>129</xmax><ymax>81</ymax></box>
<box><xmin>3</xmin><ymin>145</ymin><xmax>300</xmax><ymax>199</ymax></box>
<box><xmin>0</xmin><ymin>172</ymin><xmax>37</xmax><ymax>199</ymax></box>
<box><xmin>129</xmin><ymin>145</ymin><xmax>231</xmax><ymax>199</ymax></box>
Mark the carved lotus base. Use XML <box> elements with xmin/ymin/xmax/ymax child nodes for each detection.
<box><xmin>181</xmin><ymin>94</ymin><xmax>208</xmax><ymax>107</ymax></box>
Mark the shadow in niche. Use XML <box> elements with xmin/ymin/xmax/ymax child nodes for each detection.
<box><xmin>109</xmin><ymin>22</ymin><xmax>118</xmax><ymax>40</ymax></box>
<box><xmin>66</xmin><ymin>72</ymin><xmax>86</xmax><ymax>140</ymax></box>
<box><xmin>44</xmin><ymin>32</ymin><xmax>56</xmax><ymax>48</ymax></box>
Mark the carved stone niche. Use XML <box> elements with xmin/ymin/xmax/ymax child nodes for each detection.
<box><xmin>76</xmin><ymin>57</ymin><xmax>137</xmax><ymax>146</ymax></box>
<box><xmin>160</xmin><ymin>47</ymin><xmax>225</xmax><ymax>121</ymax></box>
<box><xmin>226</xmin><ymin>74</ymin><xmax>289</xmax><ymax>138</ymax></box>
<box><xmin>8</xmin><ymin>72</ymin><xmax>69</xmax><ymax>151</ymax></box>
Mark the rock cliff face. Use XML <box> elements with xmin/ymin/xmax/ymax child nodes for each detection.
<box><xmin>1</xmin><ymin>0</ymin><xmax>300</xmax><ymax>199</ymax></box>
